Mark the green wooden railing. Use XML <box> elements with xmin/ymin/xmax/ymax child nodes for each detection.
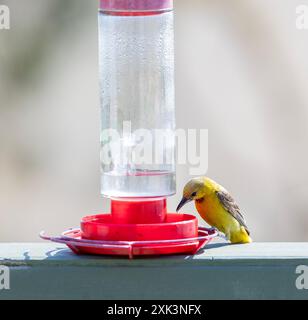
<box><xmin>1</xmin><ymin>242</ymin><xmax>308</xmax><ymax>299</ymax></box>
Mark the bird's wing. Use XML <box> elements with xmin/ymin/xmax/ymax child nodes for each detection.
<box><xmin>216</xmin><ymin>189</ymin><xmax>250</xmax><ymax>235</ymax></box>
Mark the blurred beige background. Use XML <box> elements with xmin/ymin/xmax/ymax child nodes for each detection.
<box><xmin>1</xmin><ymin>0</ymin><xmax>308</xmax><ymax>242</ymax></box>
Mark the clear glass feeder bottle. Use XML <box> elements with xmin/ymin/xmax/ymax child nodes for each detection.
<box><xmin>99</xmin><ymin>0</ymin><xmax>176</xmax><ymax>198</ymax></box>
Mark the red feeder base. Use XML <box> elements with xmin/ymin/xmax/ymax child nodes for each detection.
<box><xmin>40</xmin><ymin>199</ymin><xmax>218</xmax><ymax>258</ymax></box>
<box><xmin>40</xmin><ymin>227</ymin><xmax>216</xmax><ymax>259</ymax></box>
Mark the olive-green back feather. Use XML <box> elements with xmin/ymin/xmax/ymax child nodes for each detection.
<box><xmin>216</xmin><ymin>189</ymin><xmax>250</xmax><ymax>235</ymax></box>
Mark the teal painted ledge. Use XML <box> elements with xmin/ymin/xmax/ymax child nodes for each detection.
<box><xmin>1</xmin><ymin>242</ymin><xmax>308</xmax><ymax>300</ymax></box>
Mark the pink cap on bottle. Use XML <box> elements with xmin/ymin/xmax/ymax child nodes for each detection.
<box><xmin>100</xmin><ymin>0</ymin><xmax>173</xmax><ymax>12</ymax></box>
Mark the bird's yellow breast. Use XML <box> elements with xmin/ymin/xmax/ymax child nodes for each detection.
<box><xmin>195</xmin><ymin>193</ymin><xmax>240</xmax><ymax>236</ymax></box>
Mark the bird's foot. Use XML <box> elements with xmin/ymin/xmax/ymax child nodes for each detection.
<box><xmin>207</xmin><ymin>228</ymin><xmax>228</xmax><ymax>240</ymax></box>
<box><xmin>207</xmin><ymin>227</ymin><xmax>218</xmax><ymax>234</ymax></box>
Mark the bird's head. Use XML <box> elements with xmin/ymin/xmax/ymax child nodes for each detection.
<box><xmin>176</xmin><ymin>177</ymin><xmax>207</xmax><ymax>212</ymax></box>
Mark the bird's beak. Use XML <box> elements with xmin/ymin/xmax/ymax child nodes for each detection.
<box><xmin>176</xmin><ymin>197</ymin><xmax>191</xmax><ymax>212</ymax></box>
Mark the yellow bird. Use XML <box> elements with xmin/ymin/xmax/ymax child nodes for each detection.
<box><xmin>176</xmin><ymin>177</ymin><xmax>252</xmax><ymax>244</ymax></box>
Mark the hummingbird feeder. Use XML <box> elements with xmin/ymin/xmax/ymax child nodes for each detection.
<box><xmin>41</xmin><ymin>0</ymin><xmax>217</xmax><ymax>258</ymax></box>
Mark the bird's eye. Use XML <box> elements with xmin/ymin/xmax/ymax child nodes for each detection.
<box><xmin>191</xmin><ymin>192</ymin><xmax>197</xmax><ymax>197</ymax></box>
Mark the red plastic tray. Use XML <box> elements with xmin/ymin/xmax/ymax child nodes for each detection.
<box><xmin>40</xmin><ymin>227</ymin><xmax>217</xmax><ymax>259</ymax></box>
